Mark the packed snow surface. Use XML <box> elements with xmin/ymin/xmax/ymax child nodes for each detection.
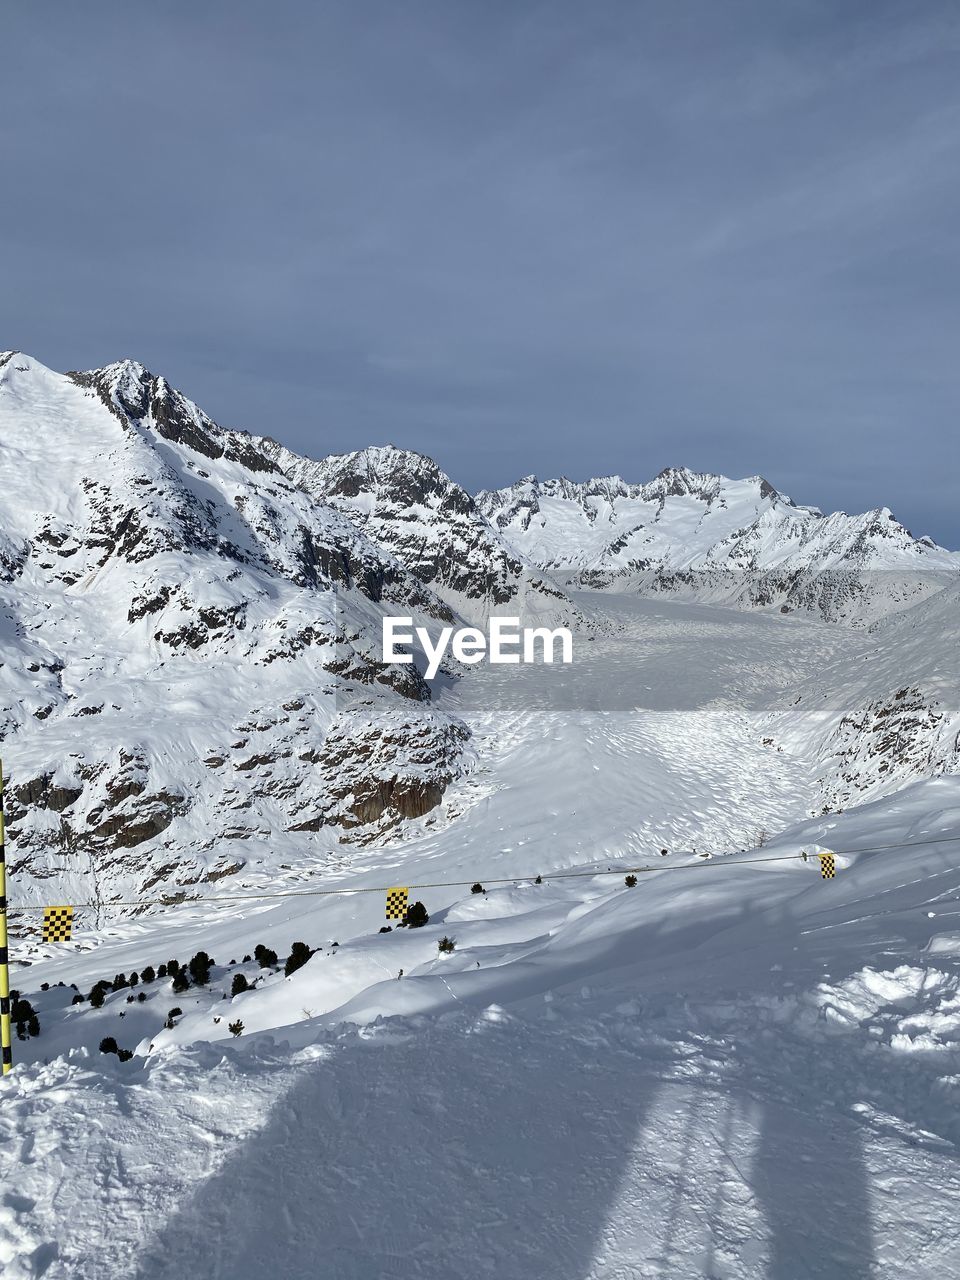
<box><xmin>3</xmin><ymin>594</ymin><xmax>960</xmax><ymax>1278</ymax></box>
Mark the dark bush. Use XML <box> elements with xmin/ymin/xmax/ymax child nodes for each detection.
<box><xmin>71</xmin><ymin>993</ymin><xmax>85</xmax><ymax>1006</ymax></box>
<box><xmin>534</xmin><ymin>875</ymin><xmax>542</xmax><ymax>885</ymax></box>
<box><xmin>403</xmin><ymin>901</ymin><xmax>429</xmax><ymax>929</ymax></box>
<box><xmin>112</xmin><ymin>974</ymin><xmax>128</xmax><ymax>991</ymax></box>
<box><xmin>12</xmin><ymin>999</ymin><xmax>39</xmax><ymax>1039</ymax></box>
<box><xmin>166</xmin><ymin>959</ymin><xmax>179</xmax><ymax>975</ymax></box>
<box><xmin>171</xmin><ymin>971</ymin><xmax>190</xmax><ymax>993</ymax></box>
<box><xmin>471</xmin><ymin>883</ymin><xmax>484</xmax><ymax>894</ymax></box>
<box><xmin>254</xmin><ymin>944</ymin><xmax>278</xmax><ymax>969</ymax></box>
<box><xmin>625</xmin><ymin>874</ymin><xmax>637</xmax><ymax>888</ymax></box>
<box><xmin>126</xmin><ymin>995</ymin><xmax>135</xmax><ymax>1004</ymax></box>
<box><xmin>437</xmin><ymin>936</ymin><xmax>456</xmax><ymax>954</ymax></box>
<box><xmin>228</xmin><ymin>1019</ymin><xmax>244</xmax><ymax>1038</ymax></box>
<box><xmin>141</xmin><ymin>966</ymin><xmax>156</xmax><ymax>984</ymax></box>
<box><xmin>89</xmin><ymin>984</ymin><xmax>108</xmax><ymax>1009</ymax></box>
<box><xmin>117</xmin><ymin>1048</ymin><xmax>133</xmax><ymax>1062</ymax></box>
<box><xmin>41</xmin><ymin>982</ymin><xmax>50</xmax><ymax>991</ymax></box>
<box><xmin>284</xmin><ymin>941</ymin><xmax>312</xmax><ymax>977</ymax></box>
<box><xmin>12</xmin><ymin>997</ymin><xmax>33</xmax><ymax>1023</ymax></box>
<box><xmin>129</xmin><ymin>971</ymin><xmax>139</xmax><ymax>987</ymax></box>
<box><xmin>137</xmin><ymin>992</ymin><xmax>146</xmax><ymax>1002</ymax></box>
<box><xmin>157</xmin><ymin>964</ymin><xmax>168</xmax><ymax>979</ymax></box>
<box><xmin>230</xmin><ymin>973</ymin><xmax>249</xmax><ymax>997</ymax></box>
<box><xmin>188</xmin><ymin>950</ymin><xmax>213</xmax><ymax>985</ymax></box>
<box><xmin>660</xmin><ymin>849</ymin><xmax>668</xmax><ymax>857</ymax></box>
<box><xmin>99</xmin><ymin>1037</ymin><xmax>118</xmax><ymax>1055</ymax></box>
<box><xmin>243</xmin><ymin>954</ymin><xmax>252</xmax><ymax>963</ymax></box>
<box><xmin>379</xmin><ymin>926</ymin><xmax>392</xmax><ymax>934</ymax></box>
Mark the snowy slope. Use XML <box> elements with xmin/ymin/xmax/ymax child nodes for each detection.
<box><xmin>478</xmin><ymin>468</ymin><xmax>959</xmax><ymax>623</ymax></box>
<box><xmin>3</xmin><ymin>753</ymin><xmax>960</xmax><ymax>1277</ymax></box>
<box><xmin>768</xmin><ymin>581</ymin><xmax>960</xmax><ymax>810</ymax></box>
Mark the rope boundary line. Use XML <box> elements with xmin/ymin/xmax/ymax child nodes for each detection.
<box><xmin>6</xmin><ymin>831</ymin><xmax>959</xmax><ymax>917</ymax></box>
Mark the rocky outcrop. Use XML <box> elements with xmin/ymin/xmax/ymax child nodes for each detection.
<box><xmin>260</xmin><ymin>442</ymin><xmax>589</xmax><ymax>630</ymax></box>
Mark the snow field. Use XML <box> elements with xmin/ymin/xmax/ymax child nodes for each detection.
<box><xmin>2</xmin><ymin>592</ymin><xmax>959</xmax><ymax>1276</ymax></box>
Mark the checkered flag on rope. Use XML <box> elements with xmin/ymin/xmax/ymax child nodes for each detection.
<box><xmin>42</xmin><ymin>906</ymin><xmax>74</xmax><ymax>943</ymax></box>
<box><xmin>385</xmin><ymin>887</ymin><xmax>409</xmax><ymax>920</ymax></box>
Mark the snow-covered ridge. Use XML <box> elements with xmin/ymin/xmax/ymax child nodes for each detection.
<box><xmin>477</xmin><ymin>467</ymin><xmax>958</xmax><ymax>622</ymax></box>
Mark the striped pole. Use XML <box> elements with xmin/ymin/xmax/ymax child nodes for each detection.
<box><xmin>0</xmin><ymin>758</ymin><xmax>11</xmax><ymax>1075</ymax></box>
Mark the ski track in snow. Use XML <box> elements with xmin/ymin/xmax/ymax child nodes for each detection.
<box><xmin>2</xmin><ymin>594</ymin><xmax>959</xmax><ymax>1278</ymax></box>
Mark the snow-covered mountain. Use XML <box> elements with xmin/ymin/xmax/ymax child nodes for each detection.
<box><xmin>477</xmin><ymin>468</ymin><xmax>959</xmax><ymax>622</ymax></box>
<box><xmin>259</xmin><ymin>442</ymin><xmax>586</xmax><ymax>631</ymax></box>
<box><xmin>3</xmin><ymin>361</ymin><xmax>959</xmax><ymax>1277</ymax></box>
<box><xmin>0</xmin><ymin>352</ymin><xmax>475</xmax><ymax>908</ymax></box>
<box><xmin>3</xmin><ymin>351</ymin><xmax>957</xmax><ymax>920</ymax></box>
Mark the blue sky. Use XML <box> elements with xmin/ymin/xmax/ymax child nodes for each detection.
<box><xmin>3</xmin><ymin>1</ymin><xmax>959</xmax><ymax>544</ymax></box>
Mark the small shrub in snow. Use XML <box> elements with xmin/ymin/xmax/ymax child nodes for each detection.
<box><xmin>168</xmin><ymin>1008</ymin><xmax>183</xmax><ymax>1019</ymax></box>
<box><xmin>117</xmin><ymin>1048</ymin><xmax>133</xmax><ymax>1063</ymax></box>
<box><xmin>379</xmin><ymin>926</ymin><xmax>392</xmax><ymax>934</ymax></box>
<box><xmin>41</xmin><ymin>982</ymin><xmax>49</xmax><ymax>992</ymax></box>
<box><xmin>471</xmin><ymin>882</ymin><xmax>484</xmax><ymax>894</ymax></box>
<box><xmin>157</xmin><ymin>964</ymin><xmax>168</xmax><ymax>979</ymax></box>
<box><xmin>254</xmin><ymin>944</ymin><xmax>278</xmax><ymax>969</ymax></box>
<box><xmin>437</xmin><ymin>936</ymin><xmax>456</xmax><ymax>954</ymax></box>
<box><xmin>112</xmin><ymin>973</ymin><xmax>128</xmax><ymax>991</ymax></box>
<box><xmin>659</xmin><ymin>849</ymin><xmax>668</xmax><ymax>857</ymax></box>
<box><xmin>99</xmin><ymin>1037</ymin><xmax>118</xmax><ymax>1055</ymax></box>
<box><xmin>243</xmin><ymin>954</ymin><xmax>252</xmax><ymax>963</ymax></box>
<box><xmin>625</xmin><ymin>875</ymin><xmax>637</xmax><ymax>888</ymax></box>
<box><xmin>284</xmin><ymin>941</ymin><xmax>312</xmax><ymax>977</ymax></box>
<box><xmin>171</xmin><ymin>971</ymin><xmax>190</xmax><ymax>993</ymax></box>
<box><xmin>129</xmin><ymin>971</ymin><xmax>139</xmax><ymax>987</ymax></box>
<box><xmin>13</xmin><ymin>999</ymin><xmax>40</xmax><ymax>1039</ymax></box>
<box><xmin>230</xmin><ymin>973</ymin><xmax>249</xmax><ymax>997</ymax></box>
<box><xmin>89</xmin><ymin>984</ymin><xmax>108</xmax><ymax>1009</ymax></box>
<box><xmin>228</xmin><ymin>1020</ymin><xmax>244</xmax><ymax>1038</ymax></box>
<box><xmin>141</xmin><ymin>966</ymin><xmax>156</xmax><ymax>984</ymax></box>
<box><xmin>534</xmin><ymin>875</ymin><xmax>542</xmax><ymax>884</ymax></box>
<box><xmin>71</xmin><ymin>993</ymin><xmax>85</xmax><ymax>1006</ymax></box>
<box><xmin>137</xmin><ymin>992</ymin><xmax>146</xmax><ymax>1003</ymax></box>
<box><xmin>403</xmin><ymin>901</ymin><xmax>429</xmax><ymax>929</ymax></box>
<box><xmin>126</xmin><ymin>995</ymin><xmax>135</xmax><ymax>1004</ymax></box>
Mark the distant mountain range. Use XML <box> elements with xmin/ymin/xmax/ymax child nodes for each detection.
<box><xmin>478</xmin><ymin>470</ymin><xmax>957</xmax><ymax>622</ymax></box>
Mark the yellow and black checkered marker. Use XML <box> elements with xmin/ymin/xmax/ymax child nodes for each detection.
<box><xmin>385</xmin><ymin>887</ymin><xmax>409</xmax><ymax>921</ymax></box>
<box><xmin>42</xmin><ymin>906</ymin><xmax>74</xmax><ymax>943</ymax></box>
<box><xmin>818</xmin><ymin>853</ymin><xmax>836</xmax><ymax>880</ymax></box>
